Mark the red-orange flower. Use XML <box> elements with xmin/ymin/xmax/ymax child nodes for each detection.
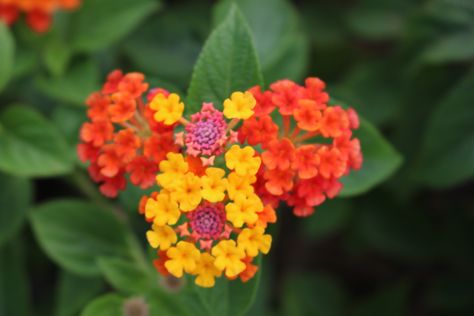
<box><xmin>261</xmin><ymin>138</ymin><xmax>295</xmax><ymax>171</ymax></box>
<box><xmin>294</xmin><ymin>99</ymin><xmax>323</xmax><ymax>131</ymax></box>
<box><xmin>292</xmin><ymin>145</ymin><xmax>319</xmax><ymax>179</ymax></box>
<box><xmin>126</xmin><ymin>156</ymin><xmax>158</xmax><ymax>189</ymax></box>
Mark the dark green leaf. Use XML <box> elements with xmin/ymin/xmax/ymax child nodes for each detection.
<box><xmin>30</xmin><ymin>199</ymin><xmax>132</xmax><ymax>276</ymax></box>
<box><xmin>0</xmin><ymin>105</ymin><xmax>75</xmax><ymax>177</ymax></box>
<box><xmin>187</xmin><ymin>5</ymin><xmax>263</xmax><ymax>112</ymax></box>
<box><xmin>0</xmin><ymin>23</ymin><xmax>14</xmax><ymax>93</ymax></box>
<box><xmin>0</xmin><ymin>241</ymin><xmax>30</xmax><ymax>316</ymax></box>
<box><xmin>70</xmin><ymin>0</ymin><xmax>160</xmax><ymax>52</ymax></box>
<box><xmin>54</xmin><ymin>271</ymin><xmax>104</xmax><ymax>316</ymax></box>
<box><xmin>416</xmin><ymin>69</ymin><xmax>474</xmax><ymax>187</ymax></box>
<box><xmin>0</xmin><ymin>173</ymin><xmax>32</xmax><ymax>247</ymax></box>
<box><xmin>352</xmin><ymin>282</ymin><xmax>410</xmax><ymax>316</ymax></box>
<box><xmin>302</xmin><ymin>199</ymin><xmax>352</xmax><ymax>240</ymax></box>
<box><xmin>36</xmin><ymin>59</ymin><xmax>100</xmax><ymax>106</ymax></box>
<box><xmin>340</xmin><ymin>118</ymin><xmax>403</xmax><ymax>196</ymax></box>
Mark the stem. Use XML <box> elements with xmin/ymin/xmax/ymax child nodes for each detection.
<box><xmin>227</xmin><ymin>118</ymin><xmax>240</xmax><ymax>131</ymax></box>
<box><xmin>179</xmin><ymin>117</ymin><xmax>190</xmax><ymax>126</ymax></box>
<box><xmin>283</xmin><ymin>115</ymin><xmax>291</xmax><ymax>137</ymax></box>
<box><xmin>294</xmin><ymin>131</ymin><xmax>318</xmax><ymax>143</ymax></box>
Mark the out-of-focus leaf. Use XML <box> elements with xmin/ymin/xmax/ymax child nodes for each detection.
<box><xmin>339</xmin><ymin>118</ymin><xmax>403</xmax><ymax>197</ymax></box>
<box><xmin>36</xmin><ymin>59</ymin><xmax>99</xmax><ymax>106</ymax></box>
<box><xmin>123</xmin><ymin>2</ymin><xmax>208</xmax><ymax>88</ymax></box>
<box><xmin>30</xmin><ymin>200</ymin><xmax>132</xmax><ymax>276</ymax></box>
<box><xmin>0</xmin><ymin>173</ymin><xmax>32</xmax><ymax>247</ymax></box>
<box><xmin>302</xmin><ymin>199</ymin><xmax>352</xmax><ymax>240</ymax></box>
<box><xmin>54</xmin><ymin>271</ymin><xmax>104</xmax><ymax>316</ymax></box>
<box><xmin>43</xmin><ymin>36</ymin><xmax>72</xmax><ymax>77</ymax></box>
<box><xmin>282</xmin><ymin>274</ymin><xmax>346</xmax><ymax>316</ymax></box>
<box><xmin>52</xmin><ymin>106</ymin><xmax>87</xmax><ymax>149</ymax></box>
<box><xmin>0</xmin><ymin>105</ymin><xmax>75</xmax><ymax>177</ymax></box>
<box><xmin>425</xmin><ymin>274</ymin><xmax>474</xmax><ymax>314</ymax></box>
<box><xmin>0</xmin><ymin>22</ymin><xmax>14</xmax><ymax>93</ymax></box>
<box><xmin>421</xmin><ymin>30</ymin><xmax>474</xmax><ymax>64</ymax></box>
<box><xmin>352</xmin><ymin>282</ymin><xmax>410</xmax><ymax>316</ymax></box>
<box><xmin>97</xmin><ymin>257</ymin><xmax>154</xmax><ymax>294</ymax></box>
<box><xmin>194</xmin><ymin>256</ymin><xmax>261</xmax><ymax>316</ymax></box>
<box><xmin>416</xmin><ymin>69</ymin><xmax>474</xmax><ymax>187</ymax></box>
<box><xmin>187</xmin><ymin>5</ymin><xmax>263</xmax><ymax>113</ymax></box>
<box><xmin>332</xmin><ymin>61</ymin><xmax>401</xmax><ymax>125</ymax></box>
<box><xmin>69</xmin><ymin>0</ymin><xmax>160</xmax><ymax>52</ymax></box>
<box><xmin>80</xmin><ymin>293</ymin><xmax>124</xmax><ymax>316</ymax></box>
<box><xmin>214</xmin><ymin>0</ymin><xmax>309</xmax><ymax>83</ymax></box>
<box><xmin>0</xmin><ymin>241</ymin><xmax>30</xmax><ymax>316</ymax></box>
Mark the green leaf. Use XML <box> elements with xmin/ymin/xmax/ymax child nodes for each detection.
<box><xmin>213</xmin><ymin>0</ymin><xmax>309</xmax><ymax>83</ymax></box>
<box><xmin>54</xmin><ymin>271</ymin><xmax>104</xmax><ymax>316</ymax></box>
<box><xmin>0</xmin><ymin>173</ymin><xmax>32</xmax><ymax>247</ymax></box>
<box><xmin>0</xmin><ymin>241</ymin><xmax>30</xmax><ymax>316</ymax></box>
<box><xmin>187</xmin><ymin>4</ymin><xmax>263</xmax><ymax>112</ymax></box>
<box><xmin>421</xmin><ymin>30</ymin><xmax>474</xmax><ymax>64</ymax></box>
<box><xmin>36</xmin><ymin>59</ymin><xmax>100</xmax><ymax>106</ymax></box>
<box><xmin>98</xmin><ymin>257</ymin><xmax>154</xmax><ymax>294</ymax></box>
<box><xmin>29</xmin><ymin>199</ymin><xmax>132</xmax><ymax>276</ymax></box>
<box><xmin>0</xmin><ymin>105</ymin><xmax>75</xmax><ymax>177</ymax></box>
<box><xmin>282</xmin><ymin>274</ymin><xmax>347</xmax><ymax>316</ymax></box>
<box><xmin>339</xmin><ymin>118</ymin><xmax>403</xmax><ymax>197</ymax></box>
<box><xmin>80</xmin><ymin>293</ymin><xmax>124</xmax><ymax>316</ymax></box>
<box><xmin>302</xmin><ymin>199</ymin><xmax>352</xmax><ymax>240</ymax></box>
<box><xmin>194</xmin><ymin>256</ymin><xmax>261</xmax><ymax>316</ymax></box>
<box><xmin>69</xmin><ymin>0</ymin><xmax>159</xmax><ymax>52</ymax></box>
<box><xmin>0</xmin><ymin>23</ymin><xmax>14</xmax><ymax>93</ymax></box>
<box><xmin>43</xmin><ymin>36</ymin><xmax>72</xmax><ymax>77</ymax></box>
<box><xmin>415</xmin><ymin>69</ymin><xmax>474</xmax><ymax>187</ymax></box>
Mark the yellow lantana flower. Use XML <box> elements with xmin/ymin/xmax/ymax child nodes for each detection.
<box><xmin>157</xmin><ymin>153</ymin><xmax>188</xmax><ymax>189</ymax></box>
<box><xmin>226</xmin><ymin>172</ymin><xmax>256</xmax><ymax>200</ymax></box>
<box><xmin>223</xmin><ymin>91</ymin><xmax>256</xmax><ymax>120</ymax></box>
<box><xmin>212</xmin><ymin>240</ymin><xmax>246</xmax><ymax>278</ymax></box>
<box><xmin>201</xmin><ymin>167</ymin><xmax>227</xmax><ymax>202</ymax></box>
<box><xmin>225</xmin><ymin>145</ymin><xmax>261</xmax><ymax>176</ymax></box>
<box><xmin>225</xmin><ymin>193</ymin><xmax>263</xmax><ymax>227</ymax></box>
<box><xmin>237</xmin><ymin>227</ymin><xmax>272</xmax><ymax>257</ymax></box>
<box><xmin>146</xmin><ymin>224</ymin><xmax>177</xmax><ymax>250</ymax></box>
<box><xmin>193</xmin><ymin>253</ymin><xmax>222</xmax><ymax>288</ymax></box>
<box><xmin>174</xmin><ymin>173</ymin><xmax>202</xmax><ymax>212</ymax></box>
<box><xmin>145</xmin><ymin>191</ymin><xmax>180</xmax><ymax>226</ymax></box>
<box><xmin>165</xmin><ymin>241</ymin><xmax>200</xmax><ymax>278</ymax></box>
<box><xmin>150</xmin><ymin>93</ymin><xmax>184</xmax><ymax>125</ymax></box>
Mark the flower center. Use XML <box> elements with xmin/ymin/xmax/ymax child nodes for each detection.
<box><xmin>188</xmin><ymin>202</ymin><xmax>226</xmax><ymax>240</ymax></box>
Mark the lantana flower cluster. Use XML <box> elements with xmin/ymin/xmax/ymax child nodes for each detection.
<box><xmin>0</xmin><ymin>0</ymin><xmax>80</xmax><ymax>33</ymax></box>
<box><xmin>239</xmin><ymin>79</ymin><xmax>362</xmax><ymax>216</ymax></box>
<box><xmin>78</xmin><ymin>70</ymin><xmax>362</xmax><ymax>287</ymax></box>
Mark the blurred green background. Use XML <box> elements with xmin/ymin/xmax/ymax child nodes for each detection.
<box><xmin>1</xmin><ymin>0</ymin><xmax>474</xmax><ymax>315</ymax></box>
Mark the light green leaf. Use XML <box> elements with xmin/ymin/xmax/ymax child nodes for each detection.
<box><xmin>0</xmin><ymin>105</ymin><xmax>75</xmax><ymax>177</ymax></box>
<box><xmin>54</xmin><ymin>271</ymin><xmax>104</xmax><ymax>316</ymax></box>
<box><xmin>80</xmin><ymin>293</ymin><xmax>124</xmax><ymax>316</ymax></box>
<box><xmin>213</xmin><ymin>0</ymin><xmax>309</xmax><ymax>83</ymax></box>
<box><xmin>98</xmin><ymin>257</ymin><xmax>154</xmax><ymax>294</ymax></box>
<box><xmin>0</xmin><ymin>241</ymin><xmax>30</xmax><ymax>316</ymax></box>
<box><xmin>0</xmin><ymin>173</ymin><xmax>32</xmax><ymax>247</ymax></box>
<box><xmin>187</xmin><ymin>4</ymin><xmax>263</xmax><ymax>112</ymax></box>
<box><xmin>30</xmin><ymin>199</ymin><xmax>132</xmax><ymax>276</ymax></box>
<box><xmin>0</xmin><ymin>23</ymin><xmax>14</xmax><ymax>93</ymax></box>
<box><xmin>36</xmin><ymin>59</ymin><xmax>100</xmax><ymax>106</ymax></box>
<box><xmin>194</xmin><ymin>256</ymin><xmax>261</xmax><ymax>316</ymax></box>
<box><xmin>415</xmin><ymin>69</ymin><xmax>474</xmax><ymax>187</ymax></box>
<box><xmin>70</xmin><ymin>0</ymin><xmax>159</xmax><ymax>52</ymax></box>
<box><xmin>340</xmin><ymin>118</ymin><xmax>403</xmax><ymax>196</ymax></box>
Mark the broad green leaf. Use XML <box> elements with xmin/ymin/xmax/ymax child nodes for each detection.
<box><xmin>282</xmin><ymin>274</ymin><xmax>347</xmax><ymax>316</ymax></box>
<box><xmin>415</xmin><ymin>69</ymin><xmax>474</xmax><ymax>187</ymax></box>
<box><xmin>187</xmin><ymin>5</ymin><xmax>263</xmax><ymax>112</ymax></box>
<box><xmin>54</xmin><ymin>271</ymin><xmax>104</xmax><ymax>316</ymax></box>
<box><xmin>98</xmin><ymin>257</ymin><xmax>154</xmax><ymax>294</ymax></box>
<box><xmin>0</xmin><ymin>23</ymin><xmax>14</xmax><ymax>93</ymax></box>
<box><xmin>69</xmin><ymin>0</ymin><xmax>159</xmax><ymax>52</ymax></box>
<box><xmin>123</xmin><ymin>2</ymin><xmax>208</xmax><ymax>88</ymax></box>
<box><xmin>30</xmin><ymin>199</ymin><xmax>132</xmax><ymax>276</ymax></box>
<box><xmin>0</xmin><ymin>173</ymin><xmax>32</xmax><ymax>247</ymax></box>
<box><xmin>213</xmin><ymin>0</ymin><xmax>309</xmax><ymax>83</ymax></box>
<box><xmin>194</xmin><ymin>256</ymin><xmax>261</xmax><ymax>316</ymax></box>
<box><xmin>0</xmin><ymin>241</ymin><xmax>30</xmax><ymax>316</ymax></box>
<box><xmin>80</xmin><ymin>293</ymin><xmax>124</xmax><ymax>316</ymax></box>
<box><xmin>302</xmin><ymin>199</ymin><xmax>352</xmax><ymax>240</ymax></box>
<box><xmin>36</xmin><ymin>59</ymin><xmax>100</xmax><ymax>106</ymax></box>
<box><xmin>340</xmin><ymin>118</ymin><xmax>403</xmax><ymax>196</ymax></box>
<box><xmin>0</xmin><ymin>105</ymin><xmax>75</xmax><ymax>177</ymax></box>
